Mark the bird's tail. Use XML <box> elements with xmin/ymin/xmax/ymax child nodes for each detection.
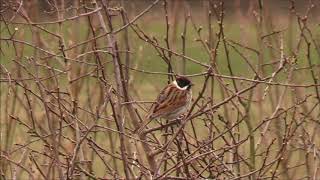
<box><xmin>134</xmin><ymin>118</ymin><xmax>153</xmax><ymax>135</ymax></box>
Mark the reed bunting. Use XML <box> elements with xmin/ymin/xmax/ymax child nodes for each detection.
<box><xmin>136</xmin><ymin>76</ymin><xmax>193</xmax><ymax>134</ymax></box>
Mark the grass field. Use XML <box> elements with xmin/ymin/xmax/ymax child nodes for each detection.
<box><xmin>1</xmin><ymin>1</ymin><xmax>320</xmax><ymax>179</ymax></box>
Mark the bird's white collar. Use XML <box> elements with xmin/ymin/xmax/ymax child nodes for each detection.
<box><xmin>173</xmin><ymin>80</ymin><xmax>188</xmax><ymax>90</ymax></box>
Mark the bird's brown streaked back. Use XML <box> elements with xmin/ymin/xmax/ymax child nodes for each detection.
<box><xmin>146</xmin><ymin>84</ymin><xmax>189</xmax><ymax>120</ymax></box>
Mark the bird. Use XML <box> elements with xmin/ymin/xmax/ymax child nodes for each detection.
<box><xmin>136</xmin><ymin>76</ymin><xmax>193</xmax><ymax>134</ymax></box>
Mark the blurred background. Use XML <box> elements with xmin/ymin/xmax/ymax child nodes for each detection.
<box><xmin>1</xmin><ymin>0</ymin><xmax>320</xmax><ymax>179</ymax></box>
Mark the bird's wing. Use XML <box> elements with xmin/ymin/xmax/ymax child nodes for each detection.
<box><xmin>146</xmin><ymin>84</ymin><xmax>188</xmax><ymax>120</ymax></box>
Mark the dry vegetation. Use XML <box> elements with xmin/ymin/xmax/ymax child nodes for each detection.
<box><xmin>0</xmin><ymin>0</ymin><xmax>320</xmax><ymax>179</ymax></box>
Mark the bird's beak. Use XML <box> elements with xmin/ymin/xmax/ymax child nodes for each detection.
<box><xmin>190</xmin><ymin>83</ymin><xmax>194</xmax><ymax>86</ymax></box>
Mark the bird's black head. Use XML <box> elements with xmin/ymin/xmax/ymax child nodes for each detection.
<box><xmin>176</xmin><ymin>76</ymin><xmax>193</xmax><ymax>90</ymax></box>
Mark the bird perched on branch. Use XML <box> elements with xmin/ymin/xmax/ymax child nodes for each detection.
<box><xmin>136</xmin><ymin>76</ymin><xmax>193</xmax><ymax>134</ymax></box>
